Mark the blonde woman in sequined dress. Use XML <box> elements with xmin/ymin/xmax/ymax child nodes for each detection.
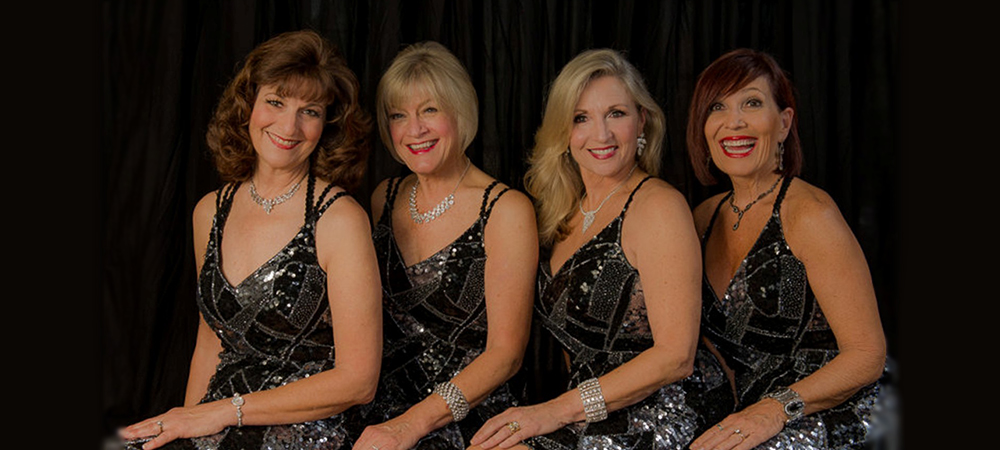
<box><xmin>349</xmin><ymin>41</ymin><xmax>538</xmax><ymax>450</ymax></box>
<box><xmin>469</xmin><ymin>49</ymin><xmax>732</xmax><ymax>450</ymax></box>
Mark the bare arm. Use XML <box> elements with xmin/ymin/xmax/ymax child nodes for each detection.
<box><xmin>690</xmin><ymin>181</ymin><xmax>885</xmax><ymax>450</ymax></box>
<box><xmin>353</xmin><ymin>188</ymin><xmax>538</xmax><ymax>450</ymax></box>
<box><xmin>184</xmin><ymin>192</ymin><xmax>223</xmax><ymax>407</ymax></box>
<box><xmin>472</xmin><ymin>181</ymin><xmax>703</xmax><ymax>448</ymax></box>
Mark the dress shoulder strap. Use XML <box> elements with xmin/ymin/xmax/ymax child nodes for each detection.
<box><xmin>213</xmin><ymin>181</ymin><xmax>241</xmax><ymax>230</ymax></box>
<box><xmin>379</xmin><ymin>176</ymin><xmax>404</xmax><ymax>226</ymax></box>
<box><xmin>769</xmin><ymin>176</ymin><xmax>794</xmax><ymax>217</ymax></box>
<box><xmin>620</xmin><ymin>175</ymin><xmax>654</xmax><ymax>217</ymax></box>
<box><xmin>479</xmin><ymin>180</ymin><xmax>510</xmax><ymax>223</ymax></box>
<box><xmin>306</xmin><ymin>172</ymin><xmax>349</xmax><ymax>223</ymax></box>
<box><xmin>702</xmin><ymin>190</ymin><xmax>732</xmax><ymax>244</ymax></box>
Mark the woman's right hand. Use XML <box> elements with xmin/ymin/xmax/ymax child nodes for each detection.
<box><xmin>470</xmin><ymin>400</ymin><xmax>575</xmax><ymax>450</ymax></box>
<box><xmin>119</xmin><ymin>400</ymin><xmax>233</xmax><ymax>449</ymax></box>
<box><xmin>688</xmin><ymin>399</ymin><xmax>786</xmax><ymax>450</ymax></box>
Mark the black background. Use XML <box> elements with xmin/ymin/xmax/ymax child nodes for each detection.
<box><xmin>11</xmin><ymin>0</ymin><xmax>990</xmax><ymax>448</ymax></box>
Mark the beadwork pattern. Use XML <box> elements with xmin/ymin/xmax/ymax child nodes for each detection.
<box><xmin>353</xmin><ymin>177</ymin><xmax>521</xmax><ymax>449</ymax></box>
<box><xmin>700</xmin><ymin>176</ymin><xmax>881</xmax><ymax>450</ymax></box>
<box><xmin>530</xmin><ymin>177</ymin><xmax>733</xmax><ymax>450</ymax></box>
<box><xmin>148</xmin><ymin>174</ymin><xmax>352</xmax><ymax>450</ymax></box>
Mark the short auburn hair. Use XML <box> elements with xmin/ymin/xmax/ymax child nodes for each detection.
<box><xmin>686</xmin><ymin>48</ymin><xmax>801</xmax><ymax>185</ymax></box>
<box><xmin>206</xmin><ymin>29</ymin><xmax>371</xmax><ymax>191</ymax></box>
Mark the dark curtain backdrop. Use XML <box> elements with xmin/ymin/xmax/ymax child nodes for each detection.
<box><xmin>101</xmin><ymin>0</ymin><xmax>899</xmax><ymax>444</ymax></box>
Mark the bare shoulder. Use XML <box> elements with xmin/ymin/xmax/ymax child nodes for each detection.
<box><xmin>692</xmin><ymin>191</ymin><xmax>728</xmax><ymax>236</ymax></box>
<box><xmin>626</xmin><ymin>178</ymin><xmax>693</xmax><ymax>225</ymax></box>
<box><xmin>486</xmin><ymin>183</ymin><xmax>535</xmax><ymax>222</ymax></box>
<box><xmin>315</xmin><ymin>182</ymin><xmax>371</xmax><ymax>238</ymax></box>
<box><xmin>781</xmin><ymin>178</ymin><xmax>847</xmax><ymax>235</ymax></box>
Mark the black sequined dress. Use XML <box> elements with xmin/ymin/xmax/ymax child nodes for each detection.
<box><xmin>530</xmin><ymin>177</ymin><xmax>733</xmax><ymax>450</ymax></box>
<box><xmin>700</xmin><ymin>176</ymin><xmax>879</xmax><ymax>449</ymax></box>
<box><xmin>159</xmin><ymin>174</ymin><xmax>354</xmax><ymax>450</ymax></box>
<box><xmin>356</xmin><ymin>177</ymin><xmax>522</xmax><ymax>449</ymax></box>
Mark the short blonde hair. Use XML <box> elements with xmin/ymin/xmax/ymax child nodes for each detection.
<box><xmin>525</xmin><ymin>48</ymin><xmax>665</xmax><ymax>246</ymax></box>
<box><xmin>376</xmin><ymin>41</ymin><xmax>478</xmax><ymax>162</ymax></box>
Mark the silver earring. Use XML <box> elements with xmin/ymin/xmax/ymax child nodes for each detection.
<box><xmin>777</xmin><ymin>141</ymin><xmax>785</xmax><ymax>171</ymax></box>
<box><xmin>636</xmin><ymin>132</ymin><xmax>647</xmax><ymax>157</ymax></box>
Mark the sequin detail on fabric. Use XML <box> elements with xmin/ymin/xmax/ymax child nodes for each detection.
<box><xmin>700</xmin><ymin>176</ymin><xmax>880</xmax><ymax>450</ymax></box>
<box><xmin>355</xmin><ymin>178</ymin><xmax>520</xmax><ymax>449</ymax></box>
<box><xmin>531</xmin><ymin>177</ymin><xmax>733</xmax><ymax>450</ymax></box>
<box><xmin>156</xmin><ymin>174</ymin><xmax>351</xmax><ymax>450</ymax></box>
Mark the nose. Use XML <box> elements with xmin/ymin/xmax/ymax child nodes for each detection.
<box><xmin>406</xmin><ymin>116</ymin><xmax>428</xmax><ymax>137</ymax></box>
<box><xmin>595</xmin><ymin>117</ymin><xmax>612</xmax><ymax>141</ymax></box>
<box><xmin>723</xmin><ymin>110</ymin><xmax>746</xmax><ymax>129</ymax></box>
<box><xmin>275</xmin><ymin>109</ymin><xmax>299</xmax><ymax>135</ymax></box>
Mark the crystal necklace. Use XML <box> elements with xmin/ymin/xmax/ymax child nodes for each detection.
<box><xmin>579</xmin><ymin>163</ymin><xmax>638</xmax><ymax>234</ymax></box>
<box><xmin>249</xmin><ymin>173</ymin><xmax>307</xmax><ymax>214</ymax></box>
<box><xmin>409</xmin><ymin>157</ymin><xmax>472</xmax><ymax>224</ymax></box>
<box><xmin>728</xmin><ymin>175</ymin><xmax>782</xmax><ymax>231</ymax></box>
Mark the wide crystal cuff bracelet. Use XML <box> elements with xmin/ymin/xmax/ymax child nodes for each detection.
<box><xmin>578</xmin><ymin>377</ymin><xmax>607</xmax><ymax>423</ymax></box>
<box><xmin>433</xmin><ymin>381</ymin><xmax>470</xmax><ymax>422</ymax></box>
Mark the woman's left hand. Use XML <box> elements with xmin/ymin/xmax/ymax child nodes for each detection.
<box><xmin>352</xmin><ymin>416</ymin><xmax>424</xmax><ymax>450</ymax></box>
<box><xmin>470</xmin><ymin>403</ymin><xmax>568</xmax><ymax>449</ymax></box>
<box><xmin>119</xmin><ymin>402</ymin><xmax>230</xmax><ymax>449</ymax></box>
<box><xmin>688</xmin><ymin>399</ymin><xmax>786</xmax><ymax>450</ymax></box>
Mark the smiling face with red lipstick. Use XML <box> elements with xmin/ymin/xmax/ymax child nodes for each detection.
<box><xmin>248</xmin><ymin>84</ymin><xmax>327</xmax><ymax>174</ymax></box>
<box><xmin>703</xmin><ymin>76</ymin><xmax>793</xmax><ymax>182</ymax></box>
<box><xmin>386</xmin><ymin>83</ymin><xmax>463</xmax><ymax>177</ymax></box>
<box><xmin>569</xmin><ymin>75</ymin><xmax>646</xmax><ymax>182</ymax></box>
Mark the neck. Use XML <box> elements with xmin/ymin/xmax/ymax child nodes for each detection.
<box><xmin>414</xmin><ymin>156</ymin><xmax>471</xmax><ymax>201</ymax></box>
<box><xmin>580</xmin><ymin>163</ymin><xmax>639</xmax><ymax>209</ymax></box>
<box><xmin>252</xmin><ymin>164</ymin><xmax>309</xmax><ymax>197</ymax></box>
<box><xmin>729</xmin><ymin>172</ymin><xmax>782</xmax><ymax>205</ymax></box>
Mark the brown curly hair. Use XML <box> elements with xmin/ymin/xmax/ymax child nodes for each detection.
<box><xmin>206</xmin><ymin>30</ymin><xmax>371</xmax><ymax>191</ymax></box>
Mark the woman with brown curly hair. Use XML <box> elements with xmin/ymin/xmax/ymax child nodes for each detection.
<box><xmin>118</xmin><ymin>30</ymin><xmax>383</xmax><ymax>449</ymax></box>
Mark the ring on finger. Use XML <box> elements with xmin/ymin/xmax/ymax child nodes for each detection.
<box><xmin>507</xmin><ymin>421</ymin><xmax>521</xmax><ymax>434</ymax></box>
<box><xmin>732</xmin><ymin>428</ymin><xmax>746</xmax><ymax>441</ymax></box>
<box><xmin>156</xmin><ymin>420</ymin><xmax>164</xmax><ymax>435</ymax></box>
<box><xmin>371</xmin><ymin>445</ymin><xmax>379</xmax><ymax>450</ymax></box>
<box><xmin>716</xmin><ymin>423</ymin><xmax>724</xmax><ymax>431</ymax></box>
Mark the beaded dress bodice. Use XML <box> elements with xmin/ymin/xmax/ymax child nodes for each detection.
<box><xmin>530</xmin><ymin>177</ymin><xmax>732</xmax><ymax>450</ymax></box>
<box><xmin>357</xmin><ymin>177</ymin><xmax>520</xmax><ymax>449</ymax></box>
<box><xmin>158</xmin><ymin>174</ymin><xmax>352</xmax><ymax>450</ymax></box>
<box><xmin>700</xmin><ymin>176</ymin><xmax>879</xmax><ymax>449</ymax></box>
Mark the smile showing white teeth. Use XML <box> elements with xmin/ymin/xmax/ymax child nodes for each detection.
<box><xmin>409</xmin><ymin>140</ymin><xmax>437</xmax><ymax>151</ymax></box>
<box><xmin>589</xmin><ymin>146</ymin><xmax>616</xmax><ymax>156</ymax></box>
<box><xmin>269</xmin><ymin>133</ymin><xmax>297</xmax><ymax>147</ymax></box>
<box><xmin>722</xmin><ymin>139</ymin><xmax>756</xmax><ymax>153</ymax></box>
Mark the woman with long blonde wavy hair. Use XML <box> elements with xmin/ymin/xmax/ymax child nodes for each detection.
<box><xmin>470</xmin><ymin>48</ymin><xmax>733</xmax><ymax>450</ymax></box>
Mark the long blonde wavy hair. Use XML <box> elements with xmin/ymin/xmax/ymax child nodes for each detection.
<box><xmin>525</xmin><ymin>49</ymin><xmax>665</xmax><ymax>247</ymax></box>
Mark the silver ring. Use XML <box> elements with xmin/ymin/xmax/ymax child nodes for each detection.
<box><xmin>716</xmin><ymin>423</ymin><xmax>724</xmax><ymax>431</ymax></box>
<box><xmin>371</xmin><ymin>445</ymin><xmax>379</xmax><ymax>450</ymax></box>
<box><xmin>507</xmin><ymin>421</ymin><xmax>521</xmax><ymax>434</ymax></box>
<box><xmin>156</xmin><ymin>420</ymin><xmax>164</xmax><ymax>435</ymax></box>
<box><xmin>733</xmin><ymin>428</ymin><xmax>746</xmax><ymax>441</ymax></box>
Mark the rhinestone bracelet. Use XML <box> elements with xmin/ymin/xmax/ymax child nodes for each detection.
<box><xmin>232</xmin><ymin>393</ymin><xmax>245</xmax><ymax>427</ymax></box>
<box><xmin>433</xmin><ymin>381</ymin><xmax>470</xmax><ymax>422</ymax></box>
<box><xmin>578</xmin><ymin>377</ymin><xmax>607</xmax><ymax>423</ymax></box>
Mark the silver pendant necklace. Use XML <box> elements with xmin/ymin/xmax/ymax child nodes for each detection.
<box><xmin>728</xmin><ymin>175</ymin><xmax>782</xmax><ymax>231</ymax></box>
<box><xmin>409</xmin><ymin>158</ymin><xmax>472</xmax><ymax>224</ymax></box>
<box><xmin>249</xmin><ymin>173</ymin><xmax>306</xmax><ymax>214</ymax></box>
<box><xmin>579</xmin><ymin>164</ymin><xmax>637</xmax><ymax>234</ymax></box>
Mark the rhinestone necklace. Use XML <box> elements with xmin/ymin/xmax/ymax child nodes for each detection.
<box><xmin>728</xmin><ymin>175</ymin><xmax>782</xmax><ymax>231</ymax></box>
<box><xmin>409</xmin><ymin>158</ymin><xmax>472</xmax><ymax>224</ymax></box>
<box><xmin>249</xmin><ymin>173</ymin><xmax>306</xmax><ymax>214</ymax></box>
<box><xmin>579</xmin><ymin>163</ymin><xmax>638</xmax><ymax>234</ymax></box>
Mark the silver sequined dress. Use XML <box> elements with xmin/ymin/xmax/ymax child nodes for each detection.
<box><xmin>530</xmin><ymin>177</ymin><xmax>733</xmax><ymax>450</ymax></box>
<box><xmin>159</xmin><ymin>174</ymin><xmax>354</xmax><ymax>449</ymax></box>
<box><xmin>353</xmin><ymin>177</ymin><xmax>521</xmax><ymax>449</ymax></box>
<box><xmin>700</xmin><ymin>176</ymin><xmax>880</xmax><ymax>449</ymax></box>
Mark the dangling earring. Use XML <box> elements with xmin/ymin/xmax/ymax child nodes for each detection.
<box><xmin>777</xmin><ymin>141</ymin><xmax>785</xmax><ymax>171</ymax></box>
<box><xmin>636</xmin><ymin>132</ymin><xmax>647</xmax><ymax>157</ymax></box>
